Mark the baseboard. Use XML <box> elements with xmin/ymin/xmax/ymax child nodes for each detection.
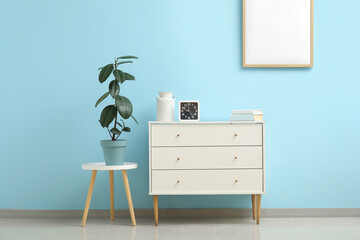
<box><xmin>1</xmin><ymin>208</ymin><xmax>360</xmax><ymax>219</ymax></box>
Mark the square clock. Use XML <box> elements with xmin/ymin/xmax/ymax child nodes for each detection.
<box><xmin>179</xmin><ymin>101</ymin><xmax>200</xmax><ymax>121</ymax></box>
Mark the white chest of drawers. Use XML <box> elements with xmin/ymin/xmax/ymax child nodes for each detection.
<box><xmin>149</xmin><ymin>121</ymin><xmax>265</xmax><ymax>224</ymax></box>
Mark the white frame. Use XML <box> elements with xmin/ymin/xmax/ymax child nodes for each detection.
<box><xmin>243</xmin><ymin>0</ymin><xmax>314</xmax><ymax>67</ymax></box>
<box><xmin>178</xmin><ymin>101</ymin><xmax>200</xmax><ymax>122</ymax></box>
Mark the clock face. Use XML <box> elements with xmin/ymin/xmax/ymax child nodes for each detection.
<box><xmin>179</xmin><ymin>101</ymin><xmax>199</xmax><ymax>121</ymax></box>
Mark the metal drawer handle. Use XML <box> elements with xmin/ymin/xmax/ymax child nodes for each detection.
<box><xmin>234</xmin><ymin>134</ymin><xmax>238</xmax><ymax>137</ymax></box>
<box><xmin>177</xmin><ymin>134</ymin><xmax>180</xmax><ymax>137</ymax></box>
<box><xmin>235</xmin><ymin>179</ymin><xmax>238</xmax><ymax>183</ymax></box>
<box><xmin>234</xmin><ymin>156</ymin><xmax>238</xmax><ymax>160</ymax></box>
<box><xmin>177</xmin><ymin>180</ymin><xmax>180</xmax><ymax>183</ymax></box>
<box><xmin>177</xmin><ymin>157</ymin><xmax>180</xmax><ymax>161</ymax></box>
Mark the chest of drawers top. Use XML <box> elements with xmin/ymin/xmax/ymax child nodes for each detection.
<box><xmin>149</xmin><ymin>121</ymin><xmax>264</xmax><ymax>147</ymax></box>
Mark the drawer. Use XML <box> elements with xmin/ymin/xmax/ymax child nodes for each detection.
<box><xmin>151</xmin><ymin>123</ymin><xmax>262</xmax><ymax>146</ymax></box>
<box><xmin>152</xmin><ymin>169</ymin><xmax>263</xmax><ymax>194</ymax></box>
<box><xmin>152</xmin><ymin>146</ymin><xmax>262</xmax><ymax>169</ymax></box>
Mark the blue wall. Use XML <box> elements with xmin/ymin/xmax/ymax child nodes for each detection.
<box><xmin>1</xmin><ymin>0</ymin><xmax>359</xmax><ymax>210</ymax></box>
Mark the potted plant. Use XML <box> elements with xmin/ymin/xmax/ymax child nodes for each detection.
<box><xmin>95</xmin><ymin>56</ymin><xmax>138</xmax><ymax>165</ymax></box>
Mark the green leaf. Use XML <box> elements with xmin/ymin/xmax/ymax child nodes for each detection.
<box><xmin>113</xmin><ymin>69</ymin><xmax>125</xmax><ymax>83</ymax></box>
<box><xmin>95</xmin><ymin>92</ymin><xmax>110</xmax><ymax>107</ymax></box>
<box><xmin>123</xmin><ymin>127</ymin><xmax>131</xmax><ymax>132</ymax></box>
<box><xmin>117</xmin><ymin>61</ymin><xmax>133</xmax><ymax>65</ymax></box>
<box><xmin>98</xmin><ymin>64</ymin><xmax>114</xmax><ymax>83</ymax></box>
<box><xmin>109</xmin><ymin>80</ymin><xmax>120</xmax><ymax>98</ymax></box>
<box><xmin>117</xmin><ymin>55</ymin><xmax>138</xmax><ymax>60</ymax></box>
<box><xmin>131</xmin><ymin>115</ymin><xmax>138</xmax><ymax>124</ymax></box>
<box><xmin>124</xmin><ymin>72</ymin><xmax>135</xmax><ymax>81</ymax></box>
<box><xmin>110</xmin><ymin>127</ymin><xmax>121</xmax><ymax>135</ymax></box>
<box><xmin>115</xmin><ymin>96</ymin><xmax>133</xmax><ymax>119</ymax></box>
<box><xmin>116</xmin><ymin>122</ymin><xmax>123</xmax><ymax>128</ymax></box>
<box><xmin>99</xmin><ymin>64</ymin><xmax>114</xmax><ymax>83</ymax></box>
<box><xmin>99</xmin><ymin>105</ymin><xmax>117</xmax><ymax>128</ymax></box>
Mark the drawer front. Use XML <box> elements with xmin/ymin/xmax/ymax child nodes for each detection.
<box><xmin>151</xmin><ymin>124</ymin><xmax>262</xmax><ymax>146</ymax></box>
<box><xmin>152</xmin><ymin>169</ymin><xmax>263</xmax><ymax>194</ymax></box>
<box><xmin>152</xmin><ymin>146</ymin><xmax>262</xmax><ymax>169</ymax></box>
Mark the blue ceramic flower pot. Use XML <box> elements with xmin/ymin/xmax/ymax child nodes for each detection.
<box><xmin>101</xmin><ymin>140</ymin><xmax>127</xmax><ymax>166</ymax></box>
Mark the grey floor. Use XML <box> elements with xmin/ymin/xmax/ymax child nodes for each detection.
<box><xmin>1</xmin><ymin>217</ymin><xmax>360</xmax><ymax>240</ymax></box>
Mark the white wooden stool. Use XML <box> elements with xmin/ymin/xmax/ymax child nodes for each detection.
<box><xmin>81</xmin><ymin>162</ymin><xmax>138</xmax><ymax>226</ymax></box>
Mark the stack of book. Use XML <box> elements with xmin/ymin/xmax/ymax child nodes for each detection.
<box><xmin>230</xmin><ymin>109</ymin><xmax>263</xmax><ymax>121</ymax></box>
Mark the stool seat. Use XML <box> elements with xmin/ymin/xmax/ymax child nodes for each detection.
<box><xmin>82</xmin><ymin>162</ymin><xmax>137</xmax><ymax>171</ymax></box>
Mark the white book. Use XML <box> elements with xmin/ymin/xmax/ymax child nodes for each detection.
<box><xmin>253</xmin><ymin>110</ymin><xmax>263</xmax><ymax>115</ymax></box>
<box><xmin>230</xmin><ymin>114</ymin><xmax>254</xmax><ymax>121</ymax></box>
<box><xmin>232</xmin><ymin>109</ymin><xmax>263</xmax><ymax>115</ymax></box>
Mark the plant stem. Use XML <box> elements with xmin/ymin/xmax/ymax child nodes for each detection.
<box><xmin>115</xmin><ymin>129</ymin><xmax>123</xmax><ymax>140</ymax></box>
<box><xmin>115</xmin><ymin>118</ymin><xmax>125</xmax><ymax>140</ymax></box>
<box><xmin>106</xmin><ymin>127</ymin><xmax>112</xmax><ymax>138</ymax></box>
<box><xmin>120</xmin><ymin>119</ymin><xmax>125</xmax><ymax>128</ymax></box>
<box><xmin>112</xmin><ymin>113</ymin><xmax>118</xmax><ymax>140</ymax></box>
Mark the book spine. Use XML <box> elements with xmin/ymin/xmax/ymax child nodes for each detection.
<box><xmin>232</xmin><ymin>110</ymin><xmax>263</xmax><ymax>115</ymax></box>
<box><xmin>229</xmin><ymin>114</ymin><xmax>254</xmax><ymax>121</ymax></box>
<box><xmin>232</xmin><ymin>111</ymin><xmax>253</xmax><ymax>115</ymax></box>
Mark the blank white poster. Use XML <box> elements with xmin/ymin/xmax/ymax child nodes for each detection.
<box><xmin>244</xmin><ymin>0</ymin><xmax>313</xmax><ymax>67</ymax></box>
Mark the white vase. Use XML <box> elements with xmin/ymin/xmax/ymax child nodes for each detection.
<box><xmin>157</xmin><ymin>92</ymin><xmax>175</xmax><ymax>121</ymax></box>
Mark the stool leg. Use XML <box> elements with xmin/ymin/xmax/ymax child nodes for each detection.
<box><xmin>256</xmin><ymin>194</ymin><xmax>261</xmax><ymax>224</ymax></box>
<box><xmin>153</xmin><ymin>195</ymin><xmax>159</xmax><ymax>226</ymax></box>
<box><xmin>109</xmin><ymin>170</ymin><xmax>115</xmax><ymax>221</ymax></box>
<box><xmin>81</xmin><ymin>170</ymin><xmax>97</xmax><ymax>227</ymax></box>
<box><xmin>251</xmin><ymin>194</ymin><xmax>256</xmax><ymax>220</ymax></box>
<box><xmin>122</xmin><ymin>170</ymin><xmax>136</xmax><ymax>226</ymax></box>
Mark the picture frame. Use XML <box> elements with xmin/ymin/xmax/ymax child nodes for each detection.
<box><xmin>243</xmin><ymin>0</ymin><xmax>314</xmax><ymax>67</ymax></box>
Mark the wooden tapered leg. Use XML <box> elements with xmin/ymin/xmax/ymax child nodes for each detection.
<box><xmin>122</xmin><ymin>170</ymin><xmax>136</xmax><ymax>226</ymax></box>
<box><xmin>251</xmin><ymin>194</ymin><xmax>256</xmax><ymax>220</ymax></box>
<box><xmin>109</xmin><ymin>170</ymin><xmax>115</xmax><ymax>221</ymax></box>
<box><xmin>81</xmin><ymin>170</ymin><xmax>97</xmax><ymax>227</ymax></box>
<box><xmin>153</xmin><ymin>195</ymin><xmax>159</xmax><ymax>226</ymax></box>
<box><xmin>256</xmin><ymin>194</ymin><xmax>261</xmax><ymax>224</ymax></box>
